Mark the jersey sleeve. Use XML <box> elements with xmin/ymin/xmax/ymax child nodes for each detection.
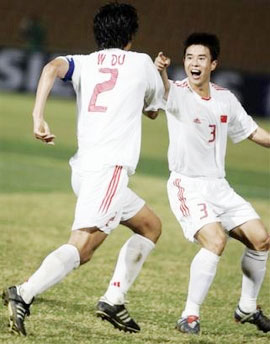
<box><xmin>143</xmin><ymin>55</ymin><xmax>165</xmax><ymax>111</ymax></box>
<box><xmin>60</xmin><ymin>54</ymin><xmax>84</xmax><ymax>90</ymax></box>
<box><xmin>166</xmin><ymin>81</ymin><xmax>180</xmax><ymax>115</ymax></box>
<box><xmin>228</xmin><ymin>92</ymin><xmax>258</xmax><ymax>143</ymax></box>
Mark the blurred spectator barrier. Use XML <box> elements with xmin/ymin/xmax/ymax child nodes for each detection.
<box><xmin>0</xmin><ymin>47</ymin><xmax>269</xmax><ymax>117</ymax></box>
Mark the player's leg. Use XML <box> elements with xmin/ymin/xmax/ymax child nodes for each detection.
<box><xmin>19</xmin><ymin>228</ymin><xmax>106</xmax><ymax>302</ymax></box>
<box><xmin>68</xmin><ymin>227</ymin><xmax>108</xmax><ymax>264</ymax></box>
<box><xmin>167</xmin><ymin>173</ymin><xmax>228</xmax><ymax>334</ymax></box>
<box><xmin>3</xmin><ymin>228</ymin><xmax>107</xmax><ymax>336</ymax></box>
<box><xmin>230</xmin><ymin>219</ymin><xmax>270</xmax><ymax>333</ymax></box>
<box><xmin>103</xmin><ymin>203</ymin><xmax>161</xmax><ymax>304</ymax></box>
<box><xmin>220</xmin><ymin>183</ymin><xmax>270</xmax><ymax>333</ymax></box>
<box><xmin>96</xmin><ymin>190</ymin><xmax>161</xmax><ymax>332</ymax></box>
<box><xmin>120</xmin><ymin>203</ymin><xmax>162</xmax><ymax>243</ymax></box>
<box><xmin>176</xmin><ymin>222</ymin><xmax>226</xmax><ymax>334</ymax></box>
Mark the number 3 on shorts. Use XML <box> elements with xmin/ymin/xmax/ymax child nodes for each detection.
<box><xmin>198</xmin><ymin>203</ymin><xmax>208</xmax><ymax>219</ymax></box>
<box><xmin>88</xmin><ymin>68</ymin><xmax>119</xmax><ymax>112</ymax></box>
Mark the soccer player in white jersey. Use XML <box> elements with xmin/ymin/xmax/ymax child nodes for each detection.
<box><xmin>3</xmin><ymin>3</ymin><xmax>164</xmax><ymax>336</ymax></box>
<box><xmin>155</xmin><ymin>33</ymin><xmax>270</xmax><ymax>334</ymax></box>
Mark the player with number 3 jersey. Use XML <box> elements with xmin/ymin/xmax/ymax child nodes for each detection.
<box><xmin>155</xmin><ymin>33</ymin><xmax>270</xmax><ymax>335</ymax></box>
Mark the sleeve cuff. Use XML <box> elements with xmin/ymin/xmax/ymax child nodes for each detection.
<box><xmin>61</xmin><ymin>57</ymin><xmax>74</xmax><ymax>82</ymax></box>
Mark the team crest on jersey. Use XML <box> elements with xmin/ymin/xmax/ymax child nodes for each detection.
<box><xmin>220</xmin><ymin>115</ymin><xmax>228</xmax><ymax>123</ymax></box>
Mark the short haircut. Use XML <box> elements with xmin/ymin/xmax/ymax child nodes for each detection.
<box><xmin>183</xmin><ymin>33</ymin><xmax>220</xmax><ymax>61</ymax></box>
<box><xmin>93</xmin><ymin>2</ymin><xmax>138</xmax><ymax>49</ymax></box>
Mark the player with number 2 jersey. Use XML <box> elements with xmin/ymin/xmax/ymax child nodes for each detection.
<box><xmin>61</xmin><ymin>49</ymin><xmax>162</xmax><ymax>174</ymax></box>
<box><xmin>3</xmin><ymin>3</ymin><xmax>164</xmax><ymax>336</ymax></box>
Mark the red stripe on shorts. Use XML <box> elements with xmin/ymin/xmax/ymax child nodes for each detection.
<box><xmin>173</xmin><ymin>178</ymin><xmax>190</xmax><ymax>217</ymax></box>
<box><xmin>99</xmin><ymin>166</ymin><xmax>123</xmax><ymax>214</ymax></box>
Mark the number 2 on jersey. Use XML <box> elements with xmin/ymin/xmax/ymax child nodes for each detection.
<box><xmin>88</xmin><ymin>68</ymin><xmax>118</xmax><ymax>112</ymax></box>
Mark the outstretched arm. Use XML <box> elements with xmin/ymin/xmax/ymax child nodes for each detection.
<box><xmin>248</xmin><ymin>127</ymin><xmax>270</xmax><ymax>148</ymax></box>
<box><xmin>32</xmin><ymin>57</ymin><xmax>69</xmax><ymax>144</ymax></box>
<box><xmin>154</xmin><ymin>52</ymin><xmax>171</xmax><ymax>100</ymax></box>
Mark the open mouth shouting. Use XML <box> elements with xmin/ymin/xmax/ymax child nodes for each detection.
<box><xmin>190</xmin><ymin>69</ymin><xmax>201</xmax><ymax>79</ymax></box>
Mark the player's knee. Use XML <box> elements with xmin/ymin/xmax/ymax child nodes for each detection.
<box><xmin>69</xmin><ymin>241</ymin><xmax>95</xmax><ymax>265</ymax></box>
<box><xmin>141</xmin><ymin>214</ymin><xmax>162</xmax><ymax>243</ymax></box>
<box><xmin>206</xmin><ymin>234</ymin><xmax>227</xmax><ymax>255</ymax></box>
<box><xmin>252</xmin><ymin>233</ymin><xmax>270</xmax><ymax>251</ymax></box>
<box><xmin>78</xmin><ymin>248</ymin><xmax>94</xmax><ymax>265</ymax></box>
<box><xmin>153</xmin><ymin>215</ymin><xmax>162</xmax><ymax>241</ymax></box>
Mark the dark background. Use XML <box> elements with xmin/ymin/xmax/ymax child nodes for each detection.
<box><xmin>1</xmin><ymin>0</ymin><xmax>270</xmax><ymax>73</ymax></box>
<box><xmin>1</xmin><ymin>0</ymin><xmax>270</xmax><ymax>116</ymax></box>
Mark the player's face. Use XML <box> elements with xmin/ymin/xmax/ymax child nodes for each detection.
<box><xmin>184</xmin><ymin>45</ymin><xmax>217</xmax><ymax>88</ymax></box>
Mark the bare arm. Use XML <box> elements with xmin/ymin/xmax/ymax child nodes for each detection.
<box><xmin>154</xmin><ymin>52</ymin><xmax>171</xmax><ymax>100</ymax></box>
<box><xmin>248</xmin><ymin>126</ymin><xmax>270</xmax><ymax>148</ymax></box>
<box><xmin>32</xmin><ymin>57</ymin><xmax>69</xmax><ymax>144</ymax></box>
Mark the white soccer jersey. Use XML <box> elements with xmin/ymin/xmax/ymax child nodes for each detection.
<box><xmin>61</xmin><ymin>49</ymin><xmax>164</xmax><ymax>174</ymax></box>
<box><xmin>165</xmin><ymin>78</ymin><xmax>258</xmax><ymax>178</ymax></box>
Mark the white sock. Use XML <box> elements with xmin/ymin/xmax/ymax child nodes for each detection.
<box><xmin>18</xmin><ymin>244</ymin><xmax>80</xmax><ymax>304</ymax></box>
<box><xmin>104</xmin><ymin>234</ymin><xmax>155</xmax><ymax>305</ymax></box>
<box><xmin>182</xmin><ymin>248</ymin><xmax>220</xmax><ymax>318</ymax></box>
<box><xmin>239</xmin><ymin>248</ymin><xmax>268</xmax><ymax>313</ymax></box>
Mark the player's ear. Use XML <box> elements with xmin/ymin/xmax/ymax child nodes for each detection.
<box><xmin>211</xmin><ymin>59</ymin><xmax>218</xmax><ymax>71</ymax></box>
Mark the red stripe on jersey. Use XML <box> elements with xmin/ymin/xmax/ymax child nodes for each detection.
<box><xmin>173</xmin><ymin>179</ymin><xmax>190</xmax><ymax>217</ymax></box>
<box><xmin>99</xmin><ymin>166</ymin><xmax>122</xmax><ymax>214</ymax></box>
<box><xmin>211</xmin><ymin>82</ymin><xmax>227</xmax><ymax>91</ymax></box>
<box><xmin>174</xmin><ymin>80</ymin><xmax>188</xmax><ymax>88</ymax></box>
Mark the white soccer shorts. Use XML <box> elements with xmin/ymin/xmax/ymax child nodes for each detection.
<box><xmin>167</xmin><ymin>171</ymin><xmax>260</xmax><ymax>242</ymax></box>
<box><xmin>71</xmin><ymin>166</ymin><xmax>145</xmax><ymax>234</ymax></box>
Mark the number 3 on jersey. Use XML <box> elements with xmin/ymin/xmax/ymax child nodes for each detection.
<box><xmin>88</xmin><ymin>68</ymin><xmax>118</xmax><ymax>112</ymax></box>
<box><xmin>208</xmin><ymin>124</ymin><xmax>216</xmax><ymax>142</ymax></box>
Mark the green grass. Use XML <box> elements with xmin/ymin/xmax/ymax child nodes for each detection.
<box><xmin>0</xmin><ymin>93</ymin><xmax>269</xmax><ymax>343</ymax></box>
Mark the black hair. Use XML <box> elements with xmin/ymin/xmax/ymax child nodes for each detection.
<box><xmin>183</xmin><ymin>33</ymin><xmax>220</xmax><ymax>61</ymax></box>
<box><xmin>93</xmin><ymin>2</ymin><xmax>138</xmax><ymax>49</ymax></box>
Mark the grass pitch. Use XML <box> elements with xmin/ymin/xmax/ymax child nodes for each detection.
<box><xmin>0</xmin><ymin>93</ymin><xmax>269</xmax><ymax>343</ymax></box>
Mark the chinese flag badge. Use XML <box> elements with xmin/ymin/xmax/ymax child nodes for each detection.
<box><xmin>220</xmin><ymin>115</ymin><xmax>227</xmax><ymax>123</ymax></box>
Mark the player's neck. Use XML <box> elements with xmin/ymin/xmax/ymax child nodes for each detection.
<box><xmin>124</xmin><ymin>41</ymin><xmax>132</xmax><ymax>51</ymax></box>
<box><xmin>189</xmin><ymin>80</ymin><xmax>211</xmax><ymax>99</ymax></box>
